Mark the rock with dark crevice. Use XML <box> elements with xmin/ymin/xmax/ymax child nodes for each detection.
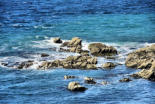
<box><xmin>53</xmin><ymin>37</ymin><xmax>62</xmax><ymax>43</ymax></box>
<box><xmin>88</xmin><ymin>43</ymin><xmax>117</xmax><ymax>57</ymax></box>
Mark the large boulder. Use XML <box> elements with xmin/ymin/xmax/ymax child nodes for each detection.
<box><xmin>53</xmin><ymin>37</ymin><xmax>62</xmax><ymax>43</ymax></box>
<box><xmin>68</xmin><ymin>82</ymin><xmax>87</xmax><ymax>91</ymax></box>
<box><xmin>125</xmin><ymin>44</ymin><xmax>155</xmax><ymax>69</ymax></box>
<box><xmin>130</xmin><ymin>61</ymin><xmax>155</xmax><ymax>81</ymax></box>
<box><xmin>88</xmin><ymin>43</ymin><xmax>117</xmax><ymax>56</ymax></box>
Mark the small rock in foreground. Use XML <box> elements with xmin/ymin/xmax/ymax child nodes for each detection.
<box><xmin>68</xmin><ymin>82</ymin><xmax>87</xmax><ymax>91</ymax></box>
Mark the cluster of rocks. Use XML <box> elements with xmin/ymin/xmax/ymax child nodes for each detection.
<box><xmin>125</xmin><ymin>44</ymin><xmax>155</xmax><ymax>81</ymax></box>
<box><xmin>65</xmin><ymin>75</ymin><xmax>109</xmax><ymax>91</ymax></box>
<box><xmin>38</xmin><ymin>55</ymin><xmax>97</xmax><ymax>69</ymax></box>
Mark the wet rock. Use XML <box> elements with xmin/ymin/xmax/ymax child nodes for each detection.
<box><xmin>84</xmin><ymin>77</ymin><xmax>96</xmax><ymax>84</ymax></box>
<box><xmin>1</xmin><ymin>63</ymin><xmax>8</xmax><ymax>66</ymax></box>
<box><xmin>125</xmin><ymin>44</ymin><xmax>155</xmax><ymax>69</ymax></box>
<box><xmin>88</xmin><ymin>43</ymin><xmax>117</xmax><ymax>56</ymax></box>
<box><xmin>17</xmin><ymin>60</ymin><xmax>34</xmax><ymax>69</ymax></box>
<box><xmin>41</xmin><ymin>53</ymin><xmax>49</xmax><ymax>57</ymax></box>
<box><xmin>64</xmin><ymin>75</ymin><xmax>76</xmax><ymax>79</ymax></box>
<box><xmin>102</xmin><ymin>62</ymin><xmax>116</xmax><ymax>69</ymax></box>
<box><xmin>119</xmin><ymin>78</ymin><xmax>132</xmax><ymax>82</ymax></box>
<box><xmin>53</xmin><ymin>37</ymin><xmax>62</xmax><ymax>43</ymax></box>
<box><xmin>68</xmin><ymin>82</ymin><xmax>87</xmax><ymax>91</ymax></box>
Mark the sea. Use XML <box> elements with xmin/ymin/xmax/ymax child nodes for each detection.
<box><xmin>0</xmin><ymin>0</ymin><xmax>155</xmax><ymax>104</ymax></box>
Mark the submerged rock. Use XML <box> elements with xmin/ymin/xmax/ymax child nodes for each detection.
<box><xmin>41</xmin><ymin>53</ymin><xmax>49</xmax><ymax>57</ymax></box>
<box><xmin>84</xmin><ymin>77</ymin><xmax>96</xmax><ymax>84</ymax></box>
<box><xmin>64</xmin><ymin>75</ymin><xmax>76</xmax><ymax>79</ymax></box>
<box><xmin>119</xmin><ymin>78</ymin><xmax>132</xmax><ymax>82</ymax></box>
<box><xmin>101</xmin><ymin>81</ymin><xmax>109</xmax><ymax>85</ymax></box>
<box><xmin>68</xmin><ymin>82</ymin><xmax>87</xmax><ymax>91</ymax></box>
<box><xmin>125</xmin><ymin>44</ymin><xmax>155</xmax><ymax>69</ymax></box>
<box><xmin>102</xmin><ymin>62</ymin><xmax>116</xmax><ymax>69</ymax></box>
<box><xmin>53</xmin><ymin>37</ymin><xmax>62</xmax><ymax>43</ymax></box>
<box><xmin>88</xmin><ymin>43</ymin><xmax>117</xmax><ymax>57</ymax></box>
<box><xmin>17</xmin><ymin>60</ymin><xmax>34</xmax><ymax>69</ymax></box>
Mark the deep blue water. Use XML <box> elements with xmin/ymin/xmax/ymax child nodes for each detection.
<box><xmin>0</xmin><ymin>0</ymin><xmax>155</xmax><ymax>104</ymax></box>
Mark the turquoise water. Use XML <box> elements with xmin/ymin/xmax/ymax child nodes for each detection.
<box><xmin>0</xmin><ymin>0</ymin><xmax>155</xmax><ymax>104</ymax></box>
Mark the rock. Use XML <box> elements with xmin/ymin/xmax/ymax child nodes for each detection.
<box><xmin>84</xmin><ymin>77</ymin><xmax>96</xmax><ymax>84</ymax></box>
<box><xmin>88</xmin><ymin>43</ymin><xmax>117</xmax><ymax>56</ymax></box>
<box><xmin>53</xmin><ymin>37</ymin><xmax>62</xmax><ymax>43</ymax></box>
<box><xmin>38</xmin><ymin>60</ymin><xmax>63</xmax><ymax>69</ymax></box>
<box><xmin>41</xmin><ymin>53</ymin><xmax>49</xmax><ymax>57</ymax></box>
<box><xmin>125</xmin><ymin>44</ymin><xmax>155</xmax><ymax>69</ymax></box>
<box><xmin>68</xmin><ymin>37</ymin><xmax>82</xmax><ymax>47</ymax></box>
<box><xmin>60</xmin><ymin>42</ymin><xmax>69</xmax><ymax>47</ymax></box>
<box><xmin>119</xmin><ymin>78</ymin><xmax>132</xmax><ymax>82</ymax></box>
<box><xmin>102</xmin><ymin>62</ymin><xmax>116</xmax><ymax>69</ymax></box>
<box><xmin>101</xmin><ymin>81</ymin><xmax>108</xmax><ymax>85</ymax></box>
<box><xmin>64</xmin><ymin>75</ymin><xmax>76</xmax><ymax>79</ymax></box>
<box><xmin>17</xmin><ymin>60</ymin><xmax>34</xmax><ymax>69</ymax></box>
<box><xmin>68</xmin><ymin>82</ymin><xmax>87</xmax><ymax>91</ymax></box>
<box><xmin>130</xmin><ymin>74</ymin><xmax>141</xmax><ymax>79</ymax></box>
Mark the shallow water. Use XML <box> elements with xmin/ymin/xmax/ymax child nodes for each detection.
<box><xmin>0</xmin><ymin>0</ymin><xmax>155</xmax><ymax>104</ymax></box>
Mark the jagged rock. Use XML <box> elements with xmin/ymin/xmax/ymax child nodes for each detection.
<box><xmin>41</xmin><ymin>53</ymin><xmax>49</xmax><ymax>57</ymax></box>
<box><xmin>102</xmin><ymin>62</ymin><xmax>116</xmax><ymax>69</ymax></box>
<box><xmin>64</xmin><ymin>75</ymin><xmax>76</xmax><ymax>79</ymax></box>
<box><xmin>88</xmin><ymin>43</ymin><xmax>117</xmax><ymax>56</ymax></box>
<box><xmin>53</xmin><ymin>37</ymin><xmax>62</xmax><ymax>43</ymax></box>
<box><xmin>68</xmin><ymin>37</ymin><xmax>82</xmax><ymax>47</ymax></box>
<box><xmin>84</xmin><ymin>77</ymin><xmax>96</xmax><ymax>84</ymax></box>
<box><xmin>17</xmin><ymin>60</ymin><xmax>34</xmax><ymax>69</ymax></box>
<box><xmin>119</xmin><ymin>78</ymin><xmax>132</xmax><ymax>82</ymax></box>
<box><xmin>68</xmin><ymin>82</ymin><xmax>87</xmax><ymax>91</ymax></box>
<box><xmin>38</xmin><ymin>55</ymin><xmax>97</xmax><ymax>70</ymax></box>
<box><xmin>125</xmin><ymin>44</ymin><xmax>155</xmax><ymax>69</ymax></box>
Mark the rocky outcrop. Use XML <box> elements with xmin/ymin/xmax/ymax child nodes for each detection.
<box><xmin>102</xmin><ymin>62</ymin><xmax>116</xmax><ymax>69</ymax></box>
<box><xmin>131</xmin><ymin>61</ymin><xmax>155</xmax><ymax>81</ymax></box>
<box><xmin>39</xmin><ymin>55</ymin><xmax>97</xmax><ymax>70</ymax></box>
<box><xmin>88</xmin><ymin>43</ymin><xmax>117</xmax><ymax>57</ymax></box>
<box><xmin>84</xmin><ymin>77</ymin><xmax>96</xmax><ymax>84</ymax></box>
<box><xmin>53</xmin><ymin>37</ymin><xmax>62</xmax><ymax>43</ymax></box>
<box><xmin>125</xmin><ymin>44</ymin><xmax>155</xmax><ymax>69</ymax></box>
<box><xmin>67</xmin><ymin>82</ymin><xmax>87</xmax><ymax>91</ymax></box>
<box><xmin>64</xmin><ymin>75</ymin><xmax>76</xmax><ymax>79</ymax></box>
<box><xmin>119</xmin><ymin>78</ymin><xmax>132</xmax><ymax>82</ymax></box>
